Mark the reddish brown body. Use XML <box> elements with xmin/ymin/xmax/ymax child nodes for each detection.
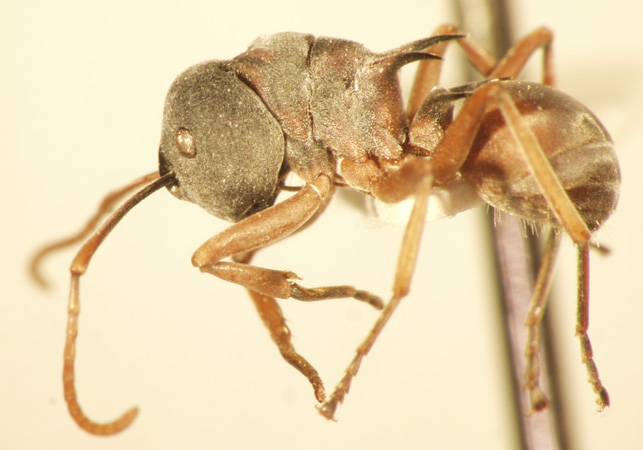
<box><xmin>30</xmin><ymin>24</ymin><xmax>619</xmax><ymax>435</ymax></box>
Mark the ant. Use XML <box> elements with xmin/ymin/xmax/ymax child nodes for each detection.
<box><xmin>30</xmin><ymin>24</ymin><xmax>620</xmax><ymax>435</ymax></box>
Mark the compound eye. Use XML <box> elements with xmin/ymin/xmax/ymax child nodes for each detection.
<box><xmin>176</xmin><ymin>127</ymin><xmax>197</xmax><ymax>158</ymax></box>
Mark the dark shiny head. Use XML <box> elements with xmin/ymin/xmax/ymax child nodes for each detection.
<box><xmin>158</xmin><ymin>61</ymin><xmax>285</xmax><ymax>222</ymax></box>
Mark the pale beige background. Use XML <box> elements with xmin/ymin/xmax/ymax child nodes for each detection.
<box><xmin>2</xmin><ymin>0</ymin><xmax>642</xmax><ymax>449</ymax></box>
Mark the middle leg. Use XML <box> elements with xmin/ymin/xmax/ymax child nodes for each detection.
<box><xmin>319</xmin><ymin>173</ymin><xmax>435</xmax><ymax>419</ymax></box>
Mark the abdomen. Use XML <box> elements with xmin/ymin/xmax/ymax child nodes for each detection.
<box><xmin>460</xmin><ymin>81</ymin><xmax>620</xmax><ymax>232</ymax></box>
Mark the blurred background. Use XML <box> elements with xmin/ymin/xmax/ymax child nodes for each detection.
<box><xmin>1</xmin><ymin>0</ymin><xmax>641</xmax><ymax>448</ymax></box>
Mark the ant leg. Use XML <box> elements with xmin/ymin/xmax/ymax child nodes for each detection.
<box><xmin>492</xmin><ymin>85</ymin><xmax>591</xmax><ymax>244</ymax></box>
<box><xmin>192</xmin><ymin>174</ymin><xmax>332</xmax><ymax>267</ymax></box>
<box><xmin>489</xmin><ymin>27</ymin><xmax>555</xmax><ymax>85</ymax></box>
<box><xmin>479</xmin><ymin>84</ymin><xmax>610</xmax><ymax>410</ymax></box>
<box><xmin>445</xmin><ymin>25</ymin><xmax>554</xmax><ymax>84</ymax></box>
<box><xmin>203</xmin><ymin>261</ymin><xmax>383</xmax><ymax>309</ymax></box>
<box><xmin>523</xmin><ymin>230</ymin><xmax>561</xmax><ymax>413</ymax></box>
<box><xmin>319</xmin><ymin>174</ymin><xmax>434</xmax><ymax>419</ymax></box>
<box><xmin>194</xmin><ymin>174</ymin><xmax>386</xmax><ymax>404</ymax></box>
<box><xmin>29</xmin><ymin>172</ymin><xmax>160</xmax><ymax>287</ymax></box>
<box><xmin>412</xmin><ymin>81</ymin><xmax>604</xmax><ymax>409</ymax></box>
<box><xmin>192</xmin><ymin>176</ymin><xmax>383</xmax><ymax>295</ymax></box>
<box><xmin>523</xmin><ymin>230</ymin><xmax>609</xmax><ymax>414</ymax></box>
<box><xmin>450</xmin><ymin>83</ymin><xmax>607</xmax><ymax>408</ymax></box>
<box><xmin>193</xmin><ymin>175</ymin><xmax>382</xmax><ymax>308</ymax></box>
<box><xmin>576</xmin><ymin>245</ymin><xmax>610</xmax><ymax>410</ymax></box>
<box><xmin>245</xmin><ymin>287</ymin><xmax>327</xmax><ymax>403</ymax></box>
<box><xmin>231</xmin><ymin>251</ymin><xmax>327</xmax><ymax>401</ymax></box>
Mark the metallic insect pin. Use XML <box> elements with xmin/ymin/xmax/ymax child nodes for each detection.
<box><xmin>31</xmin><ymin>25</ymin><xmax>619</xmax><ymax>435</ymax></box>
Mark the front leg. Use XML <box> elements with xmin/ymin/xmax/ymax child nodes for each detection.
<box><xmin>246</xmin><ymin>288</ymin><xmax>327</xmax><ymax>403</ymax></box>
<box><xmin>192</xmin><ymin>174</ymin><xmax>382</xmax><ymax>403</ymax></box>
<box><xmin>203</xmin><ymin>261</ymin><xmax>382</xmax><ymax>309</ymax></box>
<box><xmin>192</xmin><ymin>174</ymin><xmax>332</xmax><ymax>266</ymax></box>
<box><xmin>192</xmin><ymin>173</ymin><xmax>382</xmax><ymax>308</ymax></box>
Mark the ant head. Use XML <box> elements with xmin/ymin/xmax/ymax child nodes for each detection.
<box><xmin>158</xmin><ymin>61</ymin><xmax>285</xmax><ymax>222</ymax></box>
